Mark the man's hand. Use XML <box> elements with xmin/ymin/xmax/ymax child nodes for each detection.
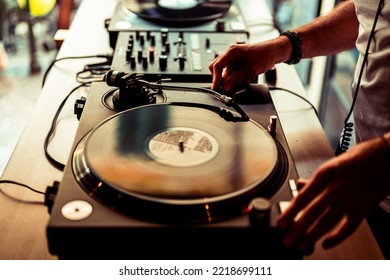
<box><xmin>208</xmin><ymin>39</ymin><xmax>288</xmax><ymax>92</ymax></box>
<box><xmin>277</xmin><ymin>136</ymin><xmax>390</xmax><ymax>252</ymax></box>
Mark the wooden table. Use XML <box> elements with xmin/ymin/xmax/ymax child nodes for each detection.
<box><xmin>0</xmin><ymin>0</ymin><xmax>384</xmax><ymax>260</ymax></box>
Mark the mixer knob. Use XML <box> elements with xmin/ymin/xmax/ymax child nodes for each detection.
<box><xmin>159</xmin><ymin>54</ymin><xmax>168</xmax><ymax>71</ymax></box>
<box><xmin>174</xmin><ymin>54</ymin><xmax>186</xmax><ymax>70</ymax></box>
<box><xmin>179</xmin><ymin>57</ymin><xmax>186</xmax><ymax>70</ymax></box>
<box><xmin>161</xmin><ymin>28</ymin><xmax>169</xmax><ymax>44</ymax></box>
<box><xmin>149</xmin><ymin>49</ymin><xmax>155</xmax><ymax>63</ymax></box>
<box><xmin>174</xmin><ymin>37</ymin><xmax>186</xmax><ymax>46</ymax></box>
<box><xmin>128</xmin><ymin>35</ymin><xmax>134</xmax><ymax>44</ymax></box>
<box><xmin>135</xmin><ymin>30</ymin><xmax>140</xmax><ymax>40</ymax></box>
<box><xmin>205</xmin><ymin>37</ymin><xmax>211</xmax><ymax>49</ymax></box>
<box><xmin>130</xmin><ymin>56</ymin><xmax>136</xmax><ymax>69</ymax></box>
<box><xmin>150</xmin><ymin>35</ymin><xmax>156</xmax><ymax>46</ymax></box>
<box><xmin>137</xmin><ymin>50</ymin><xmax>143</xmax><ymax>62</ymax></box>
<box><xmin>268</xmin><ymin>115</ymin><xmax>278</xmax><ymax>136</ymax></box>
<box><xmin>164</xmin><ymin>42</ymin><xmax>170</xmax><ymax>54</ymax></box>
<box><xmin>161</xmin><ymin>33</ymin><xmax>167</xmax><ymax>44</ymax></box>
<box><xmin>146</xmin><ymin>30</ymin><xmax>151</xmax><ymax>40</ymax></box>
<box><xmin>139</xmin><ymin>34</ymin><xmax>145</xmax><ymax>46</ymax></box>
<box><xmin>142</xmin><ymin>56</ymin><xmax>148</xmax><ymax>69</ymax></box>
<box><xmin>126</xmin><ymin>47</ymin><xmax>132</xmax><ymax>61</ymax></box>
<box><xmin>127</xmin><ymin>43</ymin><xmax>133</xmax><ymax>52</ymax></box>
<box><xmin>249</xmin><ymin>198</ymin><xmax>271</xmax><ymax>228</ymax></box>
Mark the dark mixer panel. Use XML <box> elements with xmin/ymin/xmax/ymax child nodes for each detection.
<box><xmin>106</xmin><ymin>0</ymin><xmax>249</xmax><ymax>48</ymax></box>
<box><xmin>110</xmin><ymin>30</ymin><xmax>249</xmax><ymax>82</ymax></box>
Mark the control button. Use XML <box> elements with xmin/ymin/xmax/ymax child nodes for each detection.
<box><xmin>191</xmin><ymin>52</ymin><xmax>202</xmax><ymax>71</ymax></box>
<box><xmin>61</xmin><ymin>200</ymin><xmax>93</xmax><ymax>221</ymax></box>
<box><xmin>190</xmin><ymin>34</ymin><xmax>200</xmax><ymax>50</ymax></box>
<box><xmin>289</xmin><ymin>179</ymin><xmax>299</xmax><ymax>198</ymax></box>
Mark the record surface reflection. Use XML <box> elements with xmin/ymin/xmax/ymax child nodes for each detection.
<box><xmin>72</xmin><ymin>103</ymin><xmax>286</xmax><ymax>223</ymax></box>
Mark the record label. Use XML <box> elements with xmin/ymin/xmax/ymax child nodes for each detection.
<box><xmin>158</xmin><ymin>0</ymin><xmax>198</xmax><ymax>10</ymax></box>
<box><xmin>147</xmin><ymin>127</ymin><xmax>219</xmax><ymax>167</ymax></box>
<box><xmin>124</xmin><ymin>0</ymin><xmax>231</xmax><ymax>24</ymax></box>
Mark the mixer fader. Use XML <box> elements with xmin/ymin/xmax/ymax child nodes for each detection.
<box><xmin>111</xmin><ymin>30</ymin><xmax>249</xmax><ymax>82</ymax></box>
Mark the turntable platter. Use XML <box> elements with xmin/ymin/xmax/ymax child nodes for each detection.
<box><xmin>125</xmin><ymin>0</ymin><xmax>231</xmax><ymax>24</ymax></box>
<box><xmin>72</xmin><ymin>103</ymin><xmax>285</xmax><ymax>223</ymax></box>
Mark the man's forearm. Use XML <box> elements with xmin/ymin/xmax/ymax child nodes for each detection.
<box><xmin>294</xmin><ymin>0</ymin><xmax>358</xmax><ymax>59</ymax></box>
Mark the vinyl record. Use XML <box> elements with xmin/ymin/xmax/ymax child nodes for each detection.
<box><xmin>124</xmin><ymin>0</ymin><xmax>231</xmax><ymax>25</ymax></box>
<box><xmin>72</xmin><ymin>103</ymin><xmax>287</xmax><ymax>223</ymax></box>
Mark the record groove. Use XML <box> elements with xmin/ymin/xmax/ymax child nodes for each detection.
<box><xmin>72</xmin><ymin>103</ymin><xmax>288</xmax><ymax>223</ymax></box>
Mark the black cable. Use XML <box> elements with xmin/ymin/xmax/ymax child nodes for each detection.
<box><xmin>0</xmin><ymin>179</ymin><xmax>45</xmax><ymax>195</ymax></box>
<box><xmin>268</xmin><ymin>86</ymin><xmax>319</xmax><ymax>117</ymax></box>
<box><xmin>43</xmin><ymin>82</ymin><xmax>91</xmax><ymax>171</ymax></box>
<box><xmin>76</xmin><ymin>69</ymin><xmax>109</xmax><ymax>84</ymax></box>
<box><xmin>335</xmin><ymin>0</ymin><xmax>384</xmax><ymax>155</ymax></box>
<box><xmin>41</xmin><ymin>54</ymin><xmax>112</xmax><ymax>88</ymax></box>
<box><xmin>0</xmin><ymin>180</ymin><xmax>45</xmax><ymax>205</ymax></box>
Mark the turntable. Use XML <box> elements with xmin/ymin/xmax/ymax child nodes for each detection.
<box><xmin>107</xmin><ymin>0</ymin><xmax>249</xmax><ymax>48</ymax></box>
<box><xmin>46</xmin><ymin>71</ymin><xmax>302</xmax><ymax>260</ymax></box>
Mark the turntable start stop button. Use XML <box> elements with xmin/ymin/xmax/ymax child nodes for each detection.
<box><xmin>61</xmin><ymin>200</ymin><xmax>93</xmax><ymax>221</ymax></box>
<box><xmin>192</xmin><ymin>52</ymin><xmax>202</xmax><ymax>71</ymax></box>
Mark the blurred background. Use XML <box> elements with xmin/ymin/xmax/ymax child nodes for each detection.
<box><xmin>0</xmin><ymin>0</ymin><xmax>80</xmax><ymax>175</ymax></box>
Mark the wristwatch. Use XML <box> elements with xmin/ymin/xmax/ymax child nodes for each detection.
<box><xmin>280</xmin><ymin>30</ymin><xmax>302</xmax><ymax>65</ymax></box>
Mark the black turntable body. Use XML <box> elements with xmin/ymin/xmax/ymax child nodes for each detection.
<box><xmin>46</xmin><ymin>0</ymin><xmax>302</xmax><ymax>260</ymax></box>
<box><xmin>46</xmin><ymin>78</ymin><xmax>301</xmax><ymax>260</ymax></box>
